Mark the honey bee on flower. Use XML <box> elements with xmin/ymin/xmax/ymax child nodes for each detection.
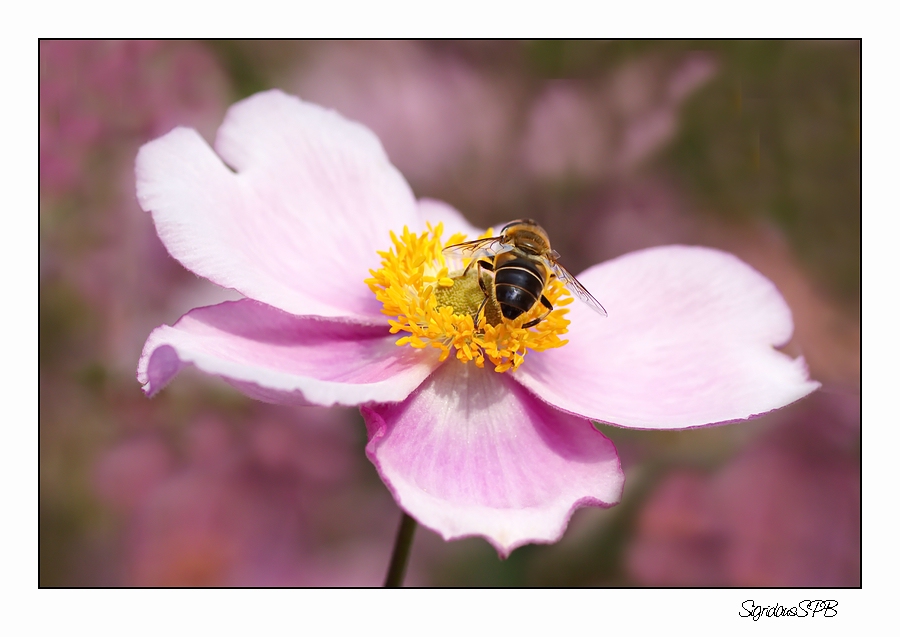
<box><xmin>442</xmin><ymin>217</ymin><xmax>608</xmax><ymax>328</ymax></box>
<box><xmin>365</xmin><ymin>217</ymin><xmax>606</xmax><ymax>373</ymax></box>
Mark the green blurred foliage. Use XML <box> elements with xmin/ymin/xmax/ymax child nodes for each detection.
<box><xmin>665</xmin><ymin>40</ymin><xmax>860</xmax><ymax>306</ymax></box>
<box><xmin>524</xmin><ymin>40</ymin><xmax>860</xmax><ymax>306</ymax></box>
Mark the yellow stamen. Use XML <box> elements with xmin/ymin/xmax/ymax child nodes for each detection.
<box><xmin>365</xmin><ymin>224</ymin><xmax>571</xmax><ymax>373</ymax></box>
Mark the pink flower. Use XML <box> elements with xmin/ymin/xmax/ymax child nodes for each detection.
<box><xmin>136</xmin><ymin>90</ymin><xmax>819</xmax><ymax>556</ymax></box>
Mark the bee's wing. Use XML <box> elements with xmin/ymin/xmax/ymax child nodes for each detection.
<box><xmin>550</xmin><ymin>260</ymin><xmax>608</xmax><ymax>317</ymax></box>
<box><xmin>442</xmin><ymin>236</ymin><xmax>505</xmax><ymax>261</ymax></box>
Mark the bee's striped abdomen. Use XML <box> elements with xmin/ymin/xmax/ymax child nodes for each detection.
<box><xmin>493</xmin><ymin>256</ymin><xmax>545</xmax><ymax>320</ymax></box>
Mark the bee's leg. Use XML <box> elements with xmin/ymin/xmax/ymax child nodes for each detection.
<box><xmin>476</xmin><ymin>261</ymin><xmax>494</xmax><ymax>293</ymax></box>
<box><xmin>465</xmin><ymin>257</ymin><xmax>494</xmax><ymax>277</ymax></box>
<box><xmin>473</xmin><ymin>260</ymin><xmax>493</xmax><ymax>325</ymax></box>
<box><xmin>522</xmin><ymin>295</ymin><xmax>553</xmax><ymax>329</ymax></box>
<box><xmin>474</xmin><ymin>296</ymin><xmax>489</xmax><ymax>327</ymax></box>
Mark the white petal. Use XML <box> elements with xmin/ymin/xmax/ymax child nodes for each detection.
<box><xmin>136</xmin><ymin>90</ymin><xmax>419</xmax><ymax>321</ymax></box>
<box><xmin>515</xmin><ymin>245</ymin><xmax>820</xmax><ymax>429</ymax></box>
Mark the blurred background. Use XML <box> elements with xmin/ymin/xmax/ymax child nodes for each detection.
<box><xmin>39</xmin><ymin>40</ymin><xmax>860</xmax><ymax>587</ymax></box>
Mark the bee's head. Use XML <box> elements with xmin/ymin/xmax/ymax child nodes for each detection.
<box><xmin>501</xmin><ymin>218</ymin><xmax>540</xmax><ymax>233</ymax></box>
<box><xmin>502</xmin><ymin>219</ymin><xmax>550</xmax><ymax>254</ymax></box>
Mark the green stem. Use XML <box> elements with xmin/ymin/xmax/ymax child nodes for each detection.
<box><xmin>383</xmin><ymin>512</ymin><xmax>417</xmax><ymax>587</ymax></box>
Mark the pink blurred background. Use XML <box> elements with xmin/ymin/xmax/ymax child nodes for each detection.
<box><xmin>39</xmin><ymin>40</ymin><xmax>859</xmax><ymax>586</ymax></box>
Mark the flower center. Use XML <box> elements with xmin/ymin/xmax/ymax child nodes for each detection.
<box><xmin>365</xmin><ymin>224</ymin><xmax>572</xmax><ymax>372</ymax></box>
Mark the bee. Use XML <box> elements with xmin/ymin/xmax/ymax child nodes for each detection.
<box><xmin>442</xmin><ymin>219</ymin><xmax>608</xmax><ymax>329</ymax></box>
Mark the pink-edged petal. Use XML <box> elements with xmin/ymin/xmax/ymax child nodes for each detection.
<box><xmin>515</xmin><ymin>245</ymin><xmax>820</xmax><ymax>429</ymax></box>
<box><xmin>137</xmin><ymin>299</ymin><xmax>440</xmax><ymax>407</ymax></box>
<box><xmin>416</xmin><ymin>198</ymin><xmax>484</xmax><ymax>238</ymax></box>
<box><xmin>362</xmin><ymin>359</ymin><xmax>624</xmax><ymax>557</ymax></box>
<box><xmin>136</xmin><ymin>89</ymin><xmax>419</xmax><ymax>321</ymax></box>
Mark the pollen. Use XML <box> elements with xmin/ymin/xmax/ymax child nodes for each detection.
<box><xmin>365</xmin><ymin>224</ymin><xmax>572</xmax><ymax>373</ymax></box>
